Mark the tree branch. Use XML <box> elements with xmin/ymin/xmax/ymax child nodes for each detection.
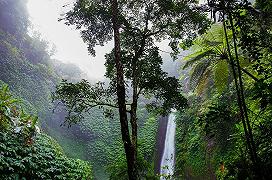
<box><xmin>240</xmin><ymin>67</ymin><xmax>259</xmax><ymax>82</ymax></box>
<box><xmin>84</xmin><ymin>100</ymin><xmax>119</xmax><ymax>109</ymax></box>
<box><xmin>137</xmin><ymin>87</ymin><xmax>144</xmax><ymax>98</ymax></box>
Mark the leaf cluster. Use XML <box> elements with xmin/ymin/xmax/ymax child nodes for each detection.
<box><xmin>53</xmin><ymin>79</ymin><xmax>118</xmax><ymax>126</ymax></box>
<box><xmin>0</xmin><ymin>84</ymin><xmax>93</xmax><ymax>180</ymax></box>
<box><xmin>63</xmin><ymin>0</ymin><xmax>210</xmax><ymax>57</ymax></box>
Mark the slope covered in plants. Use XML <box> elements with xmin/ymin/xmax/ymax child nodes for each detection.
<box><xmin>0</xmin><ymin>85</ymin><xmax>93</xmax><ymax>179</ymax></box>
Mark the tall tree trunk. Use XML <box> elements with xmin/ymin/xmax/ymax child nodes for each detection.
<box><xmin>131</xmin><ymin>57</ymin><xmax>138</xmax><ymax>156</ymax></box>
<box><xmin>130</xmin><ymin>87</ymin><xmax>138</xmax><ymax>159</ymax></box>
<box><xmin>130</xmin><ymin>33</ymin><xmax>147</xmax><ymax>168</ymax></box>
<box><xmin>223</xmin><ymin>8</ymin><xmax>262</xmax><ymax>178</ymax></box>
<box><xmin>223</xmin><ymin>14</ymin><xmax>254</xmax><ymax>163</ymax></box>
<box><xmin>228</xmin><ymin>12</ymin><xmax>261</xmax><ymax>178</ymax></box>
<box><xmin>111</xmin><ymin>0</ymin><xmax>137</xmax><ymax>179</ymax></box>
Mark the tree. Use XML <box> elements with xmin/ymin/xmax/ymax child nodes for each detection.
<box><xmin>175</xmin><ymin>0</ymin><xmax>272</xmax><ymax>178</ymax></box>
<box><xmin>182</xmin><ymin>24</ymin><xmax>258</xmax><ymax>94</ymax></box>
<box><xmin>182</xmin><ymin>24</ymin><xmax>230</xmax><ymax>94</ymax></box>
<box><xmin>54</xmin><ymin>0</ymin><xmax>210</xmax><ymax>178</ymax></box>
<box><xmin>110</xmin><ymin>0</ymin><xmax>137</xmax><ymax>178</ymax></box>
<box><xmin>235</xmin><ymin>0</ymin><xmax>272</xmax><ymax>109</ymax></box>
<box><xmin>202</xmin><ymin>0</ymin><xmax>272</xmax><ymax>178</ymax></box>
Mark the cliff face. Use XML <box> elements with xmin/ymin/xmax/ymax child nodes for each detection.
<box><xmin>154</xmin><ymin>115</ymin><xmax>168</xmax><ymax>174</ymax></box>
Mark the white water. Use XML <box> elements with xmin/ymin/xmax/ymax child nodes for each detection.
<box><xmin>160</xmin><ymin>113</ymin><xmax>176</xmax><ymax>179</ymax></box>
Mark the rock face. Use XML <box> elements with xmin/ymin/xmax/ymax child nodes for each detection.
<box><xmin>160</xmin><ymin>113</ymin><xmax>176</xmax><ymax>179</ymax></box>
<box><xmin>154</xmin><ymin>116</ymin><xmax>168</xmax><ymax>175</ymax></box>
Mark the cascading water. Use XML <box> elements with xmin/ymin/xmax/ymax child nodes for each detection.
<box><xmin>160</xmin><ymin>113</ymin><xmax>176</xmax><ymax>179</ymax></box>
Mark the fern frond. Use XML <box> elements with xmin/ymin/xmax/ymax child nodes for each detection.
<box><xmin>183</xmin><ymin>49</ymin><xmax>215</xmax><ymax>69</ymax></box>
<box><xmin>213</xmin><ymin>60</ymin><xmax>229</xmax><ymax>94</ymax></box>
<box><xmin>189</xmin><ymin>59</ymin><xmax>211</xmax><ymax>90</ymax></box>
<box><xmin>196</xmin><ymin>68</ymin><xmax>212</xmax><ymax>95</ymax></box>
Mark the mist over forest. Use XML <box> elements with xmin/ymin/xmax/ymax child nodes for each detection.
<box><xmin>0</xmin><ymin>0</ymin><xmax>271</xmax><ymax>180</ymax></box>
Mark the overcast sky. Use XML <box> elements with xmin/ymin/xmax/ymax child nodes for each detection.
<box><xmin>27</xmin><ymin>0</ymin><xmax>113</xmax><ymax>80</ymax></box>
<box><xmin>27</xmin><ymin>0</ymin><xmax>179</xmax><ymax>80</ymax></box>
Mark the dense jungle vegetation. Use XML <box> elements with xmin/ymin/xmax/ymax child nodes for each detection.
<box><xmin>0</xmin><ymin>0</ymin><xmax>160</xmax><ymax>179</ymax></box>
<box><xmin>175</xmin><ymin>1</ymin><xmax>272</xmax><ymax>179</ymax></box>
<box><xmin>0</xmin><ymin>0</ymin><xmax>271</xmax><ymax>179</ymax></box>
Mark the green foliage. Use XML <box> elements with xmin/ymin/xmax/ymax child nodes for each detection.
<box><xmin>199</xmin><ymin>102</ymin><xmax>236</xmax><ymax>147</ymax></box>
<box><xmin>0</xmin><ymin>131</ymin><xmax>93</xmax><ymax>180</ymax></box>
<box><xmin>174</xmin><ymin>90</ymin><xmax>270</xmax><ymax>179</ymax></box>
<box><xmin>0</xmin><ymin>84</ymin><xmax>93</xmax><ymax>180</ymax></box>
<box><xmin>46</xmin><ymin>101</ymin><xmax>159</xmax><ymax>179</ymax></box>
<box><xmin>54</xmin><ymin>1</ymin><xmax>206</xmax><ymax>178</ymax></box>
<box><xmin>76</xmin><ymin>107</ymin><xmax>159</xmax><ymax>178</ymax></box>
<box><xmin>0</xmin><ymin>84</ymin><xmax>19</xmax><ymax>130</ymax></box>
<box><xmin>0</xmin><ymin>3</ymin><xmax>159</xmax><ymax>178</ymax></box>
<box><xmin>54</xmin><ymin>0</ymin><xmax>198</xmax><ymax>127</ymax></box>
<box><xmin>214</xmin><ymin>60</ymin><xmax>229</xmax><ymax>94</ymax></box>
<box><xmin>138</xmin><ymin>115</ymin><xmax>159</xmax><ymax>160</ymax></box>
<box><xmin>56</xmin><ymin>0</ymin><xmax>209</xmax><ymax>124</ymax></box>
<box><xmin>0</xmin><ymin>4</ymin><xmax>93</xmax><ymax>177</ymax></box>
<box><xmin>107</xmin><ymin>145</ymin><xmax>158</xmax><ymax>180</ymax></box>
<box><xmin>52</xmin><ymin>80</ymin><xmax>117</xmax><ymax>126</ymax></box>
<box><xmin>0</xmin><ymin>1</ymin><xmax>85</xmax><ymax>124</ymax></box>
<box><xmin>105</xmin><ymin>47</ymin><xmax>188</xmax><ymax>115</ymax></box>
<box><xmin>63</xmin><ymin>0</ymin><xmax>210</xmax><ymax>57</ymax></box>
<box><xmin>175</xmin><ymin>106</ymin><xmax>209</xmax><ymax>178</ymax></box>
<box><xmin>233</xmin><ymin>0</ymin><xmax>272</xmax><ymax>111</ymax></box>
<box><xmin>0</xmin><ymin>0</ymin><xmax>86</xmax><ymax>123</ymax></box>
<box><xmin>0</xmin><ymin>27</ymin><xmax>59</xmax><ymax>121</ymax></box>
<box><xmin>181</xmin><ymin>24</ymin><xmax>232</xmax><ymax>94</ymax></box>
<box><xmin>177</xmin><ymin>63</ymin><xmax>271</xmax><ymax>179</ymax></box>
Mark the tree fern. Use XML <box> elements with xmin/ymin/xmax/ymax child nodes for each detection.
<box><xmin>189</xmin><ymin>59</ymin><xmax>211</xmax><ymax>90</ymax></box>
<box><xmin>183</xmin><ymin>50</ymin><xmax>215</xmax><ymax>70</ymax></box>
<box><xmin>181</xmin><ymin>24</ymin><xmax>232</xmax><ymax>94</ymax></box>
<box><xmin>214</xmin><ymin>60</ymin><xmax>229</xmax><ymax>94</ymax></box>
<box><xmin>196</xmin><ymin>69</ymin><xmax>212</xmax><ymax>95</ymax></box>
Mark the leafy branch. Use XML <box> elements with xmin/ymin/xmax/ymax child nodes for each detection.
<box><xmin>52</xmin><ymin>79</ymin><xmax>121</xmax><ymax>126</ymax></box>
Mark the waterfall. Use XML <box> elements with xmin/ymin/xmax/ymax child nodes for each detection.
<box><xmin>160</xmin><ymin>113</ymin><xmax>176</xmax><ymax>179</ymax></box>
